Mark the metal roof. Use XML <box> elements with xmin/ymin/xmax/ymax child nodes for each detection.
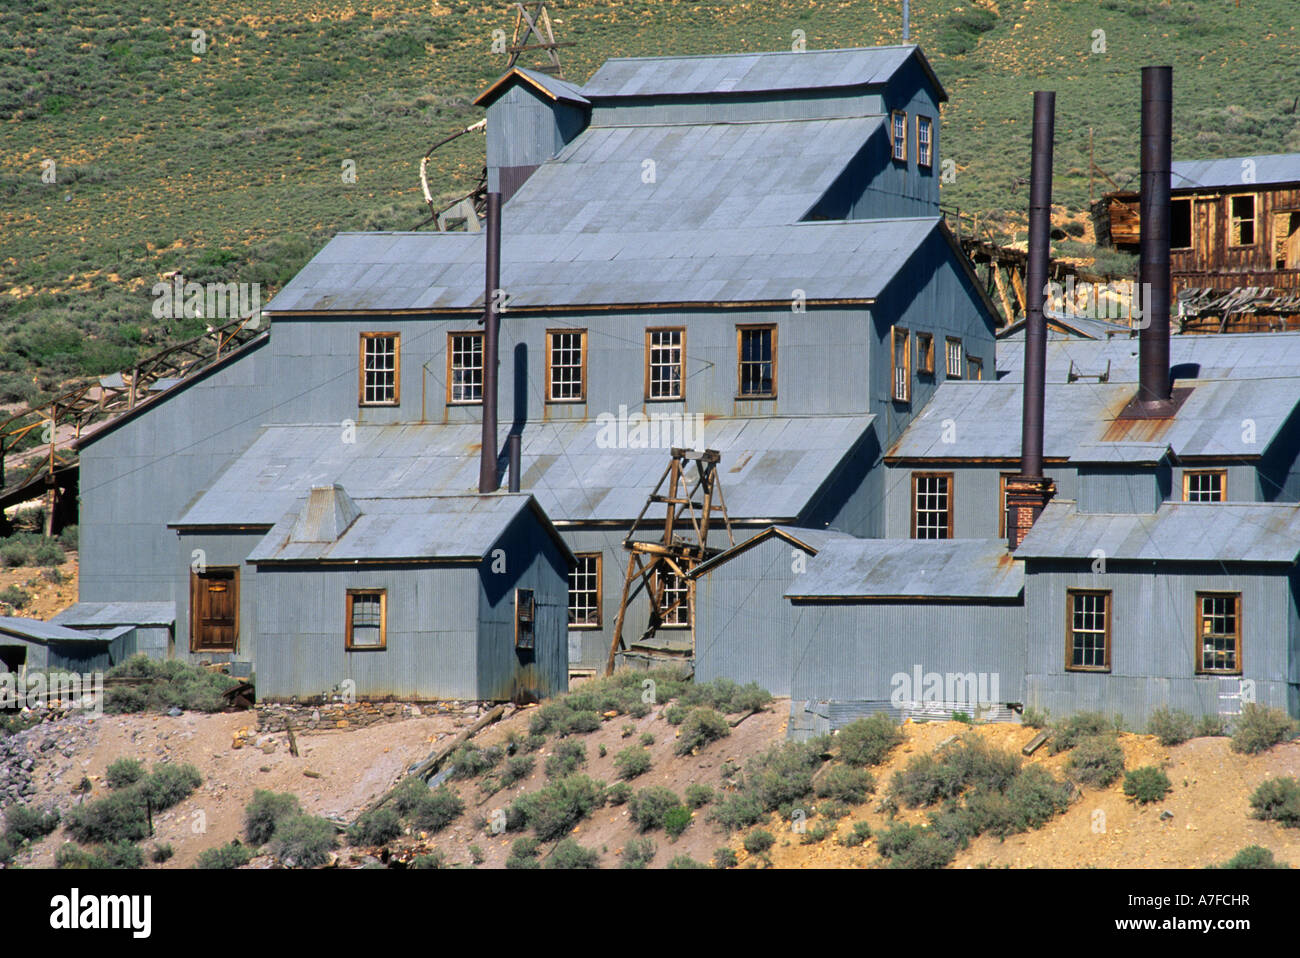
<box><xmin>1172</xmin><ymin>153</ymin><xmax>1300</xmax><ymax>190</ymax></box>
<box><xmin>1015</xmin><ymin>500</ymin><xmax>1300</xmax><ymax>563</ymax></box>
<box><xmin>1070</xmin><ymin>441</ymin><xmax>1174</xmax><ymax>465</ymax></box>
<box><xmin>887</xmin><ymin>377</ymin><xmax>1300</xmax><ymax>461</ymax></box>
<box><xmin>51</xmin><ymin>602</ymin><xmax>177</xmax><ymax>628</ymax></box>
<box><xmin>474</xmin><ymin>66</ymin><xmax>590</xmax><ymax>107</ymax></box>
<box><xmin>785</xmin><ymin>538</ymin><xmax>1023</xmax><ymax>600</ymax></box>
<box><xmin>173</xmin><ymin>416</ymin><xmax>875</xmax><ymax>528</ymax></box>
<box><xmin>248</xmin><ymin>493</ymin><xmax>556</xmax><ymax>564</ymax></box>
<box><xmin>581</xmin><ymin>46</ymin><xmax>946</xmax><ymax>102</ymax></box>
<box><xmin>265</xmin><ymin>216</ymin><xmax>938</xmax><ymax>312</ymax></box>
<box><xmin>0</xmin><ymin>617</ymin><xmax>112</xmax><ymax>644</ymax></box>
<box><xmin>998</xmin><ymin>312</ymin><xmax>1135</xmax><ymax>341</ymax></box>
<box><xmin>689</xmin><ymin>524</ymin><xmax>857</xmax><ymax>578</ymax></box>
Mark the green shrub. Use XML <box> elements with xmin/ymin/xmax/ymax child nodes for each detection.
<box><xmin>639</xmin><ymin>732</ymin><xmax>655</xmax><ymax>747</ymax></box>
<box><xmin>875</xmin><ymin>823</ymin><xmax>956</xmax><ymax>869</ymax></box>
<box><xmin>613</xmin><ymin>746</ymin><xmax>652</xmax><ymax>780</ymax></box>
<box><xmin>268</xmin><ymin>815</ymin><xmax>337</xmax><ymax>868</ymax></box>
<box><xmin>450</xmin><ymin>743</ymin><xmax>503</xmax><ymax>780</ymax></box>
<box><xmin>678</xmin><ymin>678</ymin><xmax>773</xmax><ymax>715</ymax></box>
<box><xmin>890</xmin><ymin>737</ymin><xmax>1020</xmax><ymax>807</ymax></box>
<box><xmin>1195</xmin><ymin>714</ymin><xmax>1229</xmax><ymax>738</ymax></box>
<box><xmin>0</xmin><ymin>541</ymin><xmax>31</xmax><ymax>568</ymax></box>
<box><xmin>605</xmin><ymin>781</ymin><xmax>632</xmax><ymax>806</ymax></box>
<box><xmin>621</xmin><ymin>836</ymin><xmax>657</xmax><ymax>869</ymax></box>
<box><xmin>1123</xmin><ymin>766</ymin><xmax>1172</xmax><ymax>804</ymax></box>
<box><xmin>491</xmin><ymin>755</ymin><xmax>535</xmax><ymax>791</ymax></box>
<box><xmin>713</xmin><ymin>846</ymin><xmax>738</xmax><ymax>869</ymax></box>
<box><xmin>55</xmin><ymin>840</ymin><xmax>143</xmax><ymax>870</ymax></box>
<box><xmin>744</xmin><ymin>736</ymin><xmax>830</xmax><ymax>816</ymax></box>
<box><xmin>685</xmin><ymin>784</ymin><xmax>713</xmax><ymax>808</ymax></box>
<box><xmin>105</xmin><ymin>757</ymin><xmax>145</xmax><ymax>789</ymax></box>
<box><xmin>150</xmin><ymin>843</ymin><xmax>174</xmax><ymax>863</ymax></box>
<box><xmin>817</xmin><ymin>799</ymin><xmax>851</xmax><ymax>820</ymax></box>
<box><xmin>1020</xmin><ymin>707</ymin><xmax>1049</xmax><ymax>729</ymax></box>
<box><xmin>59</xmin><ymin>525</ymin><xmax>78</xmax><ymax>552</ymax></box>
<box><xmin>141</xmin><ymin>762</ymin><xmax>202</xmax><ymax>810</ymax></box>
<box><xmin>4</xmin><ymin>803</ymin><xmax>60</xmax><ymax>842</ymax></box>
<box><xmin>347</xmin><ymin>807</ymin><xmax>402</xmax><ymax>846</ymax></box>
<box><xmin>564</xmin><ymin>711</ymin><xmax>602</xmax><ymax>735</ymax></box>
<box><xmin>663</xmin><ymin>804</ymin><xmax>693</xmax><ymax>840</ymax></box>
<box><xmin>0</xmin><ymin>585</ymin><xmax>31</xmax><ymax>609</ymax></box>
<box><xmin>710</xmin><ymin>793</ymin><xmax>766</xmax><ymax>831</ymax></box>
<box><xmin>468</xmin><ymin>844</ymin><xmax>485</xmax><ymax>864</ymax></box>
<box><xmin>546</xmin><ymin>838</ymin><xmax>600</xmax><ymax>869</ymax></box>
<box><xmin>0</xmin><ymin>835</ymin><xmax>13</xmax><ymax>866</ymax></box>
<box><xmin>196</xmin><ymin>841</ymin><xmax>254</xmax><ymax>869</ymax></box>
<box><xmin>413</xmin><ymin>851</ymin><xmax>449</xmax><ymax>869</ymax></box>
<box><xmin>675</xmin><ymin>708</ymin><xmax>731</xmax><ymax>755</ymax></box>
<box><xmin>663</xmin><ymin>704</ymin><xmax>687</xmax><ymax>726</ymax></box>
<box><xmin>410</xmin><ymin>786</ymin><xmax>465</xmax><ymax>834</ymax></box>
<box><xmin>1219</xmin><ymin>845</ymin><xmax>1289</xmax><ymax>869</ymax></box>
<box><xmin>103</xmin><ymin>655</ymin><xmax>239</xmax><ymax>714</ymax></box>
<box><xmin>1231</xmin><ymin>704</ymin><xmax>1297</xmax><ymax>755</ymax></box>
<box><xmin>799</xmin><ymin>819</ymin><xmax>836</xmax><ymax>844</ymax></box>
<box><xmin>667</xmin><ymin>854</ymin><xmax>706</xmax><ymax>868</ymax></box>
<box><xmin>1067</xmin><ymin>735</ymin><xmax>1125</xmax><ymax>787</ymax></box>
<box><xmin>815</xmin><ymin>765</ymin><xmax>875</xmax><ymax>804</ymax></box>
<box><xmin>245</xmin><ymin>790</ymin><xmax>301</xmax><ymax>845</ymax></box>
<box><xmin>64</xmin><ymin>790</ymin><xmax>150</xmax><ymax>844</ymax></box>
<box><xmin>1249</xmin><ymin>777</ymin><xmax>1300</xmax><ymax>827</ymax></box>
<box><xmin>742</xmin><ymin>829</ymin><xmax>775</xmax><ymax>855</ymax></box>
<box><xmin>1004</xmin><ymin>765</ymin><xmax>1072</xmax><ymax>831</ymax></box>
<box><xmin>522</xmin><ymin>733</ymin><xmax>547</xmax><ymax>753</ymax></box>
<box><xmin>31</xmin><ymin>541</ymin><xmax>64</xmax><ymax>567</ymax></box>
<box><xmin>1147</xmin><ymin>707</ymin><xmax>1195</xmax><ymax>746</ymax></box>
<box><xmin>506</xmin><ymin>836</ymin><xmax>540</xmax><ymax>869</ymax></box>
<box><xmin>545</xmin><ymin>739</ymin><xmax>587</xmax><ymax>779</ymax></box>
<box><xmin>838</xmin><ymin>820</ymin><xmax>873</xmax><ymax>847</ymax></box>
<box><xmin>1049</xmin><ymin>712</ymin><xmax>1120</xmax><ymax>754</ymax></box>
<box><xmin>510</xmin><ymin>775</ymin><xmax>605</xmax><ymax>841</ymax></box>
<box><xmin>629</xmin><ymin>786</ymin><xmax>683</xmax><ymax>833</ymax></box>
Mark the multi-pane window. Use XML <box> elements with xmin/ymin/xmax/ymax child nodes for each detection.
<box><xmin>1067</xmin><ymin>590</ymin><xmax>1110</xmax><ymax>671</ymax></box>
<box><xmin>1229</xmin><ymin>195</ymin><xmax>1256</xmax><ymax>247</ymax></box>
<box><xmin>916</xmin><ymin>332</ymin><xmax>935</xmax><ymax>375</ymax></box>
<box><xmin>646</xmin><ymin>328</ymin><xmax>684</xmax><ymax>400</ymax></box>
<box><xmin>891</xmin><ymin>110</ymin><xmax>908</xmax><ymax>161</ymax></box>
<box><xmin>448</xmin><ymin>332</ymin><xmax>484</xmax><ymax>404</ymax></box>
<box><xmin>547</xmin><ymin>329</ymin><xmax>586</xmax><ymax>402</ymax></box>
<box><xmin>515</xmin><ymin>588</ymin><xmax>535</xmax><ymax>650</ymax></box>
<box><xmin>912</xmin><ymin>473</ymin><xmax>953</xmax><ymax>539</ymax></box>
<box><xmin>967</xmin><ymin>356</ymin><xmax>983</xmax><ymax>381</ymax></box>
<box><xmin>656</xmin><ymin>569</ymin><xmax>690</xmax><ymax>628</ymax></box>
<box><xmin>917</xmin><ymin>116</ymin><xmax>933</xmax><ymax>167</ymax></box>
<box><xmin>891</xmin><ymin>326</ymin><xmax>910</xmax><ymax>402</ymax></box>
<box><xmin>568</xmin><ymin>553</ymin><xmax>601</xmax><ymax>628</ymax></box>
<box><xmin>737</xmin><ymin>325</ymin><xmax>776</xmax><ymax>398</ymax></box>
<box><xmin>346</xmin><ymin>589</ymin><xmax>386</xmax><ymax>650</ymax></box>
<box><xmin>1197</xmin><ymin>592</ymin><xmax>1241</xmax><ymax>674</ymax></box>
<box><xmin>1184</xmin><ymin>470</ymin><xmax>1226</xmax><ymax>502</ymax></box>
<box><xmin>360</xmin><ymin>333</ymin><xmax>399</xmax><ymax>405</ymax></box>
<box><xmin>945</xmin><ymin>337</ymin><xmax>963</xmax><ymax>379</ymax></box>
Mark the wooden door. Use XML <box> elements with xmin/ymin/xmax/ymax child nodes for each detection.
<box><xmin>191</xmin><ymin>568</ymin><xmax>238</xmax><ymax>652</ymax></box>
<box><xmin>1193</xmin><ymin>199</ymin><xmax>1217</xmax><ymax>266</ymax></box>
<box><xmin>1274</xmin><ymin>211</ymin><xmax>1300</xmax><ymax>269</ymax></box>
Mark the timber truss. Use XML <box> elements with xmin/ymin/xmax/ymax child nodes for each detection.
<box><xmin>505</xmin><ymin>2</ymin><xmax>569</xmax><ymax>76</ymax></box>
<box><xmin>604</xmin><ymin>448</ymin><xmax>734</xmax><ymax>674</ymax></box>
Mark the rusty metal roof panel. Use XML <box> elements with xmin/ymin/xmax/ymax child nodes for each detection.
<box><xmin>785</xmin><ymin>538</ymin><xmax>1023</xmax><ymax>599</ymax></box>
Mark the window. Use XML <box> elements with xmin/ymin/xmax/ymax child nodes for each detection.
<box><xmin>645</xmin><ymin>328</ymin><xmax>685</xmax><ymax>400</ymax></box>
<box><xmin>945</xmin><ymin>337</ymin><xmax>963</xmax><ymax>379</ymax></box>
<box><xmin>890</xmin><ymin>110</ymin><xmax>908</xmax><ymax>161</ymax></box>
<box><xmin>1197</xmin><ymin>592</ymin><xmax>1241</xmax><ymax>674</ymax></box>
<box><xmin>1171</xmin><ymin>198</ymin><xmax>1192</xmax><ymax>249</ymax></box>
<box><xmin>917</xmin><ymin>116</ymin><xmax>933</xmax><ymax>167</ymax></box>
<box><xmin>514</xmin><ymin>588</ymin><xmax>536</xmax><ymax>650</ymax></box>
<box><xmin>967</xmin><ymin>356</ymin><xmax>983</xmax><ymax>381</ymax></box>
<box><xmin>1066</xmin><ymin>590</ymin><xmax>1111</xmax><ymax>672</ymax></box>
<box><xmin>546</xmin><ymin>329</ymin><xmax>587</xmax><ymax>402</ymax></box>
<box><xmin>360</xmin><ymin>333</ymin><xmax>399</xmax><ymax>406</ymax></box>
<box><xmin>655</xmin><ymin>568</ymin><xmax>690</xmax><ymax>628</ymax></box>
<box><xmin>916</xmin><ymin>332</ymin><xmax>934</xmax><ymax>375</ymax></box>
<box><xmin>1183</xmin><ymin>470</ymin><xmax>1226</xmax><ymax>502</ymax></box>
<box><xmin>998</xmin><ymin>471</ymin><xmax>1017</xmax><ymax>538</ymax></box>
<box><xmin>890</xmin><ymin>326</ymin><xmax>911</xmax><ymax>402</ymax></box>
<box><xmin>346</xmin><ymin>589</ymin><xmax>386</xmax><ymax>650</ymax></box>
<box><xmin>447</xmin><ymin>332</ymin><xmax>484</xmax><ymax>404</ymax></box>
<box><xmin>912</xmin><ymin>472</ymin><xmax>953</xmax><ymax>539</ymax></box>
<box><xmin>191</xmin><ymin>567</ymin><xmax>239</xmax><ymax>652</ymax></box>
<box><xmin>737</xmin><ymin>325</ymin><xmax>776</xmax><ymax>398</ymax></box>
<box><xmin>1229</xmin><ymin>195</ymin><xmax>1257</xmax><ymax>247</ymax></box>
<box><xmin>568</xmin><ymin>553</ymin><xmax>602</xmax><ymax>628</ymax></box>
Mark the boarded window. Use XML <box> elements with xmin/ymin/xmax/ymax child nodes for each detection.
<box><xmin>912</xmin><ymin>473</ymin><xmax>952</xmax><ymax>539</ymax></box>
<box><xmin>191</xmin><ymin>567</ymin><xmax>238</xmax><ymax>652</ymax></box>
<box><xmin>917</xmin><ymin>116</ymin><xmax>933</xmax><ymax>167</ymax></box>
<box><xmin>1171</xmin><ymin>198</ymin><xmax>1192</xmax><ymax>249</ymax></box>
<box><xmin>655</xmin><ymin>569</ymin><xmax>690</xmax><ymax>628</ymax></box>
<box><xmin>547</xmin><ymin>329</ymin><xmax>586</xmax><ymax>402</ymax></box>
<box><xmin>891</xmin><ymin>111</ymin><xmax>908</xmax><ymax>161</ymax></box>
<box><xmin>360</xmin><ymin>333</ymin><xmax>399</xmax><ymax>405</ymax></box>
<box><xmin>737</xmin><ymin>325</ymin><xmax>776</xmax><ymax>398</ymax></box>
<box><xmin>1183</xmin><ymin>470</ymin><xmax>1226</xmax><ymax>502</ymax></box>
<box><xmin>916</xmin><ymin>332</ymin><xmax>934</xmax><ymax>375</ymax></box>
<box><xmin>1067</xmin><ymin>590</ymin><xmax>1111</xmax><ymax>671</ymax></box>
<box><xmin>346</xmin><ymin>589</ymin><xmax>386</xmax><ymax>651</ymax></box>
<box><xmin>448</xmin><ymin>332</ymin><xmax>484</xmax><ymax>404</ymax></box>
<box><xmin>1229</xmin><ymin>195</ymin><xmax>1257</xmax><ymax>247</ymax></box>
<box><xmin>568</xmin><ymin>553</ymin><xmax>601</xmax><ymax>628</ymax></box>
<box><xmin>515</xmin><ymin>588</ymin><xmax>536</xmax><ymax>650</ymax></box>
<box><xmin>945</xmin><ymin>337</ymin><xmax>963</xmax><ymax>379</ymax></box>
<box><xmin>891</xmin><ymin>326</ymin><xmax>910</xmax><ymax>402</ymax></box>
<box><xmin>1197</xmin><ymin>592</ymin><xmax>1241</xmax><ymax>674</ymax></box>
<box><xmin>967</xmin><ymin>356</ymin><xmax>983</xmax><ymax>381</ymax></box>
<box><xmin>646</xmin><ymin>328</ymin><xmax>684</xmax><ymax>400</ymax></box>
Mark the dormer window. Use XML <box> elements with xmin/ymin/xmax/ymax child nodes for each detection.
<box><xmin>891</xmin><ymin>111</ymin><xmax>908</xmax><ymax>162</ymax></box>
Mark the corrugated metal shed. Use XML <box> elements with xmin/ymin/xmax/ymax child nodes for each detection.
<box><xmin>786</xmin><ymin>538</ymin><xmax>1023</xmax><ymax>599</ymax></box>
<box><xmin>173</xmin><ymin>416</ymin><xmax>876</xmax><ymax>527</ymax></box>
<box><xmin>581</xmin><ymin>45</ymin><xmax>945</xmax><ymax>101</ymax></box>
<box><xmin>886</xmin><ymin>378</ymin><xmax>1300</xmax><ymax>460</ymax></box>
<box><xmin>1172</xmin><ymin>152</ymin><xmax>1300</xmax><ymax>190</ymax></box>
<box><xmin>1015</xmin><ymin>500</ymin><xmax>1300</xmax><ymax>562</ymax></box>
<box><xmin>52</xmin><ymin>602</ymin><xmax>176</xmax><ymax>627</ymax></box>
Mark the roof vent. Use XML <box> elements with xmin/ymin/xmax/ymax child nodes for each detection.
<box><xmin>291</xmin><ymin>484</ymin><xmax>360</xmax><ymax>543</ymax></box>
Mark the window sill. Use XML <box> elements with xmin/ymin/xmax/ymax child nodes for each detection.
<box><xmin>735</xmin><ymin>394</ymin><xmax>777</xmax><ymax>401</ymax></box>
<box><xmin>359</xmin><ymin>401</ymin><xmax>400</xmax><ymax>408</ymax></box>
<box><xmin>644</xmin><ymin>396</ymin><xmax>685</xmax><ymax>403</ymax></box>
<box><xmin>346</xmin><ymin>645</ymin><xmax>387</xmax><ymax>652</ymax></box>
<box><xmin>447</xmin><ymin>400</ymin><xmax>484</xmax><ymax>407</ymax></box>
<box><xmin>567</xmin><ymin>623</ymin><xmax>603</xmax><ymax>631</ymax></box>
<box><xmin>1064</xmin><ymin>666</ymin><xmax>1111</xmax><ymax>674</ymax></box>
<box><xmin>546</xmin><ymin>398</ymin><xmax>587</xmax><ymax>405</ymax></box>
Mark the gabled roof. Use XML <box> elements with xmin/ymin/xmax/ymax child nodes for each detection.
<box><xmin>474</xmin><ymin>66</ymin><xmax>590</xmax><ymax>108</ymax></box>
<box><xmin>785</xmin><ymin>538</ymin><xmax>1023</xmax><ymax>600</ymax></box>
<box><xmin>581</xmin><ymin>46</ymin><xmax>946</xmax><ymax>102</ymax></box>
<box><xmin>52</xmin><ymin>602</ymin><xmax>177</xmax><ymax>628</ymax></box>
<box><xmin>1171</xmin><ymin>152</ymin><xmax>1300</xmax><ymax>191</ymax></box>
<box><xmin>689</xmin><ymin>525</ymin><xmax>857</xmax><ymax>578</ymax></box>
<box><xmin>997</xmin><ymin>312</ymin><xmax>1134</xmax><ymax>341</ymax></box>
<box><xmin>1015</xmin><ymin>500</ymin><xmax>1300</xmax><ymax>564</ymax></box>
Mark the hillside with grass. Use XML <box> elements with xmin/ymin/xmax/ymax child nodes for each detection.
<box><xmin>2</xmin><ymin>0</ymin><xmax>1297</xmax><ymax>402</ymax></box>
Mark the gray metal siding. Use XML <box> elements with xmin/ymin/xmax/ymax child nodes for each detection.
<box><xmin>884</xmin><ymin>465</ymin><xmax>1076</xmax><ymax>539</ymax></box>
<box><xmin>1077</xmin><ymin>467</ymin><xmax>1169</xmax><ymax>514</ymax></box>
<box><xmin>175</xmin><ymin>531</ymin><xmax>266</xmax><ymax>665</ymax></box>
<box><xmin>487</xmin><ymin>84</ymin><xmax>586</xmax><ymax>174</ymax></box>
<box><xmin>588</xmin><ymin>91</ymin><xmax>885</xmax><ymax>126</ymax></box>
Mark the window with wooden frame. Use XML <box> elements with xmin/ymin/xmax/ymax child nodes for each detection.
<box><xmin>1196</xmin><ymin>592</ymin><xmax>1241</xmax><ymax>674</ymax></box>
<box><xmin>654</xmin><ymin>568</ymin><xmax>690</xmax><ymax>628</ymax></box>
<box><xmin>945</xmin><ymin>337</ymin><xmax>963</xmax><ymax>379</ymax></box>
<box><xmin>568</xmin><ymin>553</ymin><xmax>601</xmax><ymax>628</ymax></box>
<box><xmin>967</xmin><ymin>355</ymin><xmax>983</xmax><ymax>381</ymax></box>
<box><xmin>1171</xmin><ymin>197</ymin><xmax>1193</xmax><ymax>250</ymax></box>
<box><xmin>546</xmin><ymin>329</ymin><xmax>587</xmax><ymax>402</ymax></box>
<box><xmin>190</xmin><ymin>567</ymin><xmax>239</xmax><ymax>653</ymax></box>
<box><xmin>359</xmin><ymin>332</ymin><xmax>399</xmax><ymax>406</ymax></box>
<box><xmin>916</xmin><ymin>116</ymin><xmax>934</xmax><ymax>168</ymax></box>
<box><xmin>645</xmin><ymin>328</ymin><xmax>685</xmax><ymax>400</ymax></box>
<box><xmin>1066</xmin><ymin>589</ymin><xmax>1111</xmax><ymax>672</ymax></box>
<box><xmin>911</xmin><ymin>472</ymin><xmax>953</xmax><ymax>539</ymax></box>
<box><xmin>1229</xmin><ymin>194</ymin><xmax>1257</xmax><ymax>247</ymax></box>
<box><xmin>916</xmin><ymin>332</ymin><xmax>935</xmax><ymax>375</ymax></box>
<box><xmin>737</xmin><ymin>325</ymin><xmax>777</xmax><ymax>398</ymax></box>
<box><xmin>515</xmin><ymin>588</ymin><xmax>536</xmax><ymax>650</ymax></box>
<box><xmin>997</xmin><ymin>471</ymin><xmax>1017</xmax><ymax>538</ymax></box>
<box><xmin>345</xmin><ymin>589</ymin><xmax>386</xmax><ymax>651</ymax></box>
<box><xmin>890</xmin><ymin>110</ymin><xmax>908</xmax><ymax>161</ymax></box>
<box><xmin>890</xmin><ymin>326</ymin><xmax>911</xmax><ymax>403</ymax></box>
<box><xmin>447</xmin><ymin>331</ymin><xmax>484</xmax><ymax>405</ymax></box>
<box><xmin>1183</xmin><ymin>469</ymin><xmax>1227</xmax><ymax>502</ymax></box>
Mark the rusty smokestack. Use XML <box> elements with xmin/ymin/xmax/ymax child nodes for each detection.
<box><xmin>1138</xmin><ymin>65</ymin><xmax>1173</xmax><ymax>410</ymax></box>
<box><xmin>1021</xmin><ymin>90</ymin><xmax>1054</xmax><ymax>480</ymax></box>
<box><xmin>479</xmin><ymin>191</ymin><xmax>502</xmax><ymax>493</ymax></box>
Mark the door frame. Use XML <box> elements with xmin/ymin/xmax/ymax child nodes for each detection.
<box><xmin>190</xmin><ymin>566</ymin><xmax>240</xmax><ymax>653</ymax></box>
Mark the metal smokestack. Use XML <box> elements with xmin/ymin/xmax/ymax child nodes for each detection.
<box><xmin>1138</xmin><ymin>65</ymin><xmax>1173</xmax><ymax>410</ymax></box>
<box><xmin>478</xmin><ymin>192</ymin><xmax>502</xmax><ymax>493</ymax></box>
<box><xmin>507</xmin><ymin>433</ymin><xmax>521</xmax><ymax>493</ymax></box>
<box><xmin>1021</xmin><ymin>90</ymin><xmax>1054</xmax><ymax>480</ymax></box>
